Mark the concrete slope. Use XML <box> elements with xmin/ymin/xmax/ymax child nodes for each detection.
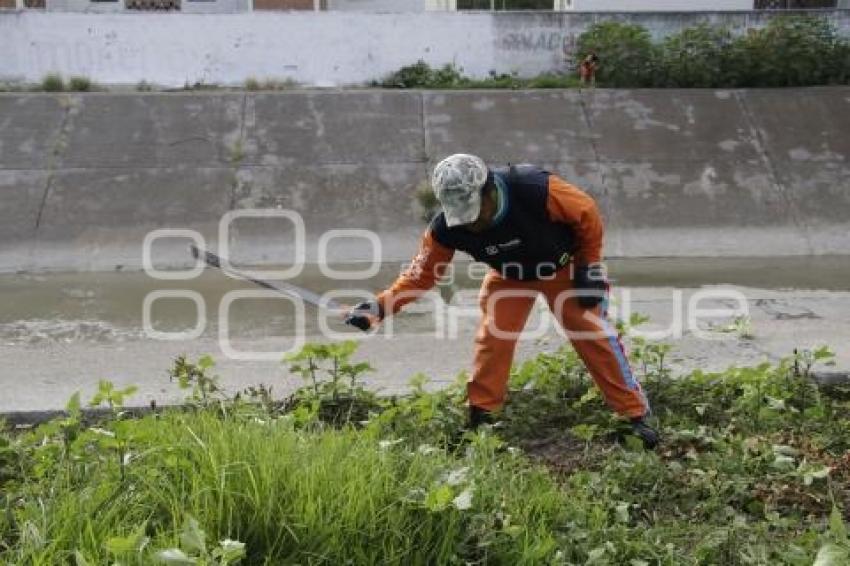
<box><xmin>0</xmin><ymin>88</ymin><xmax>848</xmax><ymax>273</ymax></box>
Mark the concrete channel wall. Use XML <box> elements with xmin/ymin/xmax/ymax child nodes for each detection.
<box><xmin>1</xmin><ymin>88</ymin><xmax>848</xmax><ymax>273</ymax></box>
<box><xmin>2</xmin><ymin>11</ymin><xmax>849</xmax><ymax>87</ymax></box>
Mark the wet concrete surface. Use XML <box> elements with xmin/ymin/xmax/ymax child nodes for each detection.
<box><xmin>2</xmin><ymin>257</ymin><xmax>849</xmax><ymax>413</ymax></box>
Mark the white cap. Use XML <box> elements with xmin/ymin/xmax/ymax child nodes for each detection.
<box><xmin>431</xmin><ymin>153</ymin><xmax>488</xmax><ymax>227</ymax></box>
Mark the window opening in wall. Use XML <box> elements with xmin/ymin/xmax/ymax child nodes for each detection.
<box><xmin>457</xmin><ymin>0</ymin><xmax>553</xmax><ymax>9</ymax></box>
<box><xmin>126</xmin><ymin>0</ymin><xmax>181</xmax><ymax>9</ymax></box>
<box><xmin>754</xmin><ymin>0</ymin><xmax>836</xmax><ymax>8</ymax></box>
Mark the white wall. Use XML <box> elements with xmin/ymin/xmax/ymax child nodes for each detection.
<box><xmin>2</xmin><ymin>12</ymin><xmax>497</xmax><ymax>86</ymax></box>
<box><xmin>46</xmin><ymin>0</ymin><xmax>251</xmax><ymax>12</ymax></box>
<box><xmin>46</xmin><ymin>0</ymin><xmax>123</xmax><ymax>12</ymax></box>
<box><xmin>182</xmin><ymin>0</ymin><xmax>252</xmax><ymax>13</ymax></box>
<box><xmin>327</xmin><ymin>0</ymin><xmax>425</xmax><ymax>10</ymax></box>
<box><xmin>426</xmin><ymin>0</ymin><xmax>456</xmax><ymax>9</ymax></box>
<box><xmin>3</xmin><ymin>10</ymin><xmax>847</xmax><ymax>86</ymax></box>
<box><xmin>569</xmin><ymin>0</ymin><xmax>751</xmax><ymax>10</ymax></box>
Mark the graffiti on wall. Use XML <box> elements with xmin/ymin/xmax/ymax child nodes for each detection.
<box><xmin>497</xmin><ymin>30</ymin><xmax>581</xmax><ymax>68</ymax></box>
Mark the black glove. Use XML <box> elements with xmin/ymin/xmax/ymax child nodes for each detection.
<box><xmin>344</xmin><ymin>301</ymin><xmax>384</xmax><ymax>332</ymax></box>
<box><xmin>574</xmin><ymin>263</ymin><xmax>607</xmax><ymax>309</ymax></box>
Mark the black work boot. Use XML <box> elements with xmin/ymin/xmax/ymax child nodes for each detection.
<box><xmin>447</xmin><ymin>405</ymin><xmax>494</xmax><ymax>452</ymax></box>
<box><xmin>630</xmin><ymin>417</ymin><xmax>660</xmax><ymax>450</ymax></box>
<box><xmin>468</xmin><ymin>405</ymin><xmax>495</xmax><ymax>430</ymax></box>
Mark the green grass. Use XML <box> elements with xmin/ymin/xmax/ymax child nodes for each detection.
<box><xmin>0</xmin><ymin>409</ymin><xmax>569</xmax><ymax>564</ymax></box>
<box><xmin>0</xmin><ymin>81</ymin><xmax>25</xmax><ymax>93</ymax></box>
<box><xmin>373</xmin><ymin>61</ymin><xmax>581</xmax><ymax>90</ymax></box>
<box><xmin>37</xmin><ymin>73</ymin><xmax>93</xmax><ymax>93</ymax></box>
<box><xmin>1</xmin><ymin>339</ymin><xmax>848</xmax><ymax>564</ymax></box>
<box><xmin>40</xmin><ymin>73</ymin><xmax>64</xmax><ymax>92</ymax></box>
<box><xmin>68</xmin><ymin>76</ymin><xmax>93</xmax><ymax>92</ymax></box>
<box><xmin>244</xmin><ymin>78</ymin><xmax>299</xmax><ymax>91</ymax></box>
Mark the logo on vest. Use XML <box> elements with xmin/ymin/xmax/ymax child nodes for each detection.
<box><xmin>484</xmin><ymin>238</ymin><xmax>522</xmax><ymax>256</ymax></box>
<box><xmin>499</xmin><ymin>238</ymin><xmax>522</xmax><ymax>250</ymax></box>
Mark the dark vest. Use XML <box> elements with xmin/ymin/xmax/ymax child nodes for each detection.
<box><xmin>430</xmin><ymin>165</ymin><xmax>577</xmax><ymax>281</ymax></box>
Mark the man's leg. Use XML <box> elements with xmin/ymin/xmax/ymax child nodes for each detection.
<box><xmin>543</xmin><ymin>276</ymin><xmax>649</xmax><ymax>420</ymax></box>
<box><xmin>468</xmin><ymin>272</ymin><xmax>537</xmax><ymax>414</ymax></box>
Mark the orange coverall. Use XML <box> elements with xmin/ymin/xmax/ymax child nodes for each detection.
<box><xmin>376</xmin><ymin>175</ymin><xmax>648</xmax><ymax>419</ymax></box>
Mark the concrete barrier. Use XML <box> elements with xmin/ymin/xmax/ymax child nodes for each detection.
<box><xmin>0</xmin><ymin>87</ymin><xmax>848</xmax><ymax>273</ymax></box>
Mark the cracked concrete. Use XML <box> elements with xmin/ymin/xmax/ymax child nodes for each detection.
<box><xmin>735</xmin><ymin>90</ymin><xmax>815</xmax><ymax>255</ymax></box>
<box><xmin>1</xmin><ymin>89</ymin><xmax>849</xmax><ymax>273</ymax></box>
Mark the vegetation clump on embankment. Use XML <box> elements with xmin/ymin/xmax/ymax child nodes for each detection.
<box><xmin>3</xmin><ymin>16</ymin><xmax>847</xmax><ymax>93</ymax></box>
<box><xmin>1</xmin><ymin>334</ymin><xmax>849</xmax><ymax>564</ymax></box>
<box><xmin>377</xmin><ymin>16</ymin><xmax>850</xmax><ymax>89</ymax></box>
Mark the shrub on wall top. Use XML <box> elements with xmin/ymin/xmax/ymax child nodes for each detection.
<box><xmin>377</xmin><ymin>16</ymin><xmax>848</xmax><ymax>91</ymax></box>
<box><xmin>729</xmin><ymin>16</ymin><xmax>841</xmax><ymax>87</ymax></box>
<box><xmin>41</xmin><ymin>74</ymin><xmax>64</xmax><ymax>92</ymax></box>
<box><xmin>377</xmin><ymin>60</ymin><xmax>465</xmax><ymax>89</ymax></box>
<box><xmin>655</xmin><ymin>24</ymin><xmax>734</xmax><ymax>88</ymax></box>
<box><xmin>575</xmin><ymin>15</ymin><xmax>849</xmax><ymax>89</ymax></box>
<box><xmin>68</xmin><ymin>76</ymin><xmax>92</xmax><ymax>92</ymax></box>
<box><xmin>575</xmin><ymin>22</ymin><xmax>656</xmax><ymax>88</ymax></box>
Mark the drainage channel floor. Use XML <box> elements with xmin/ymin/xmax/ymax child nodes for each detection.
<box><xmin>2</xmin><ymin>256</ymin><xmax>849</xmax><ymax>413</ymax></box>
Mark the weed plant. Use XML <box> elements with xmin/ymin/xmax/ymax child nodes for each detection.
<box><xmin>68</xmin><ymin>76</ymin><xmax>93</xmax><ymax>92</ymax></box>
<box><xmin>375</xmin><ymin>62</ymin><xmax>580</xmax><ymax>90</ymax></box>
<box><xmin>1</xmin><ymin>331</ymin><xmax>848</xmax><ymax>564</ymax></box>
<box><xmin>40</xmin><ymin>74</ymin><xmax>64</xmax><ymax>92</ymax></box>
<box><xmin>379</xmin><ymin>16</ymin><xmax>849</xmax><ymax>90</ymax></box>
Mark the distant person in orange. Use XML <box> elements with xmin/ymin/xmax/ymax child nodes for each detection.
<box><xmin>344</xmin><ymin>154</ymin><xmax>659</xmax><ymax>449</ymax></box>
<box><xmin>579</xmin><ymin>51</ymin><xmax>600</xmax><ymax>86</ymax></box>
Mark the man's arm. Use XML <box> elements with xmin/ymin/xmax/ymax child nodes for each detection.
<box><xmin>376</xmin><ymin>230</ymin><xmax>455</xmax><ymax>317</ymax></box>
<box><xmin>545</xmin><ymin>175</ymin><xmax>604</xmax><ymax>266</ymax></box>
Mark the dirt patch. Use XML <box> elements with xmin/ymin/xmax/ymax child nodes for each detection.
<box><xmin>517</xmin><ymin>432</ymin><xmax>616</xmax><ymax>475</ymax></box>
